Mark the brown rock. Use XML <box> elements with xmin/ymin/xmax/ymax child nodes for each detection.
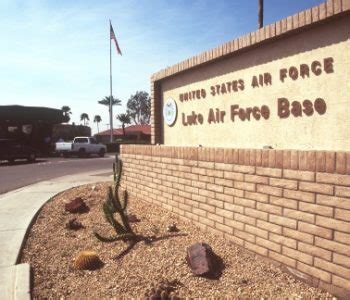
<box><xmin>185</xmin><ymin>242</ymin><xmax>218</xmax><ymax>277</ymax></box>
<box><xmin>166</xmin><ymin>223</ymin><xmax>179</xmax><ymax>232</ymax></box>
<box><xmin>65</xmin><ymin>197</ymin><xmax>89</xmax><ymax>213</ymax></box>
<box><xmin>127</xmin><ymin>214</ymin><xmax>140</xmax><ymax>223</ymax></box>
<box><xmin>66</xmin><ymin>218</ymin><xmax>84</xmax><ymax>230</ymax></box>
<box><xmin>144</xmin><ymin>279</ymin><xmax>179</xmax><ymax>300</ymax></box>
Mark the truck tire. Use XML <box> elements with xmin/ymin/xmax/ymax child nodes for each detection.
<box><xmin>27</xmin><ymin>153</ymin><xmax>36</xmax><ymax>163</ymax></box>
<box><xmin>78</xmin><ymin>148</ymin><xmax>86</xmax><ymax>158</ymax></box>
<box><xmin>99</xmin><ymin>148</ymin><xmax>105</xmax><ymax>157</ymax></box>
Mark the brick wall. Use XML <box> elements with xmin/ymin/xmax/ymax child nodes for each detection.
<box><xmin>120</xmin><ymin>145</ymin><xmax>350</xmax><ymax>298</ymax></box>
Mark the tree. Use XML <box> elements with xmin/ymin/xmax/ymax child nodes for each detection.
<box><xmin>61</xmin><ymin>106</ymin><xmax>72</xmax><ymax>123</ymax></box>
<box><xmin>99</xmin><ymin>96</ymin><xmax>122</xmax><ymax>142</ymax></box>
<box><xmin>80</xmin><ymin>113</ymin><xmax>89</xmax><ymax>126</ymax></box>
<box><xmin>258</xmin><ymin>0</ymin><xmax>264</xmax><ymax>29</ymax></box>
<box><xmin>116</xmin><ymin>113</ymin><xmax>131</xmax><ymax>137</ymax></box>
<box><xmin>98</xmin><ymin>96</ymin><xmax>122</xmax><ymax>110</ymax></box>
<box><xmin>126</xmin><ymin>91</ymin><xmax>151</xmax><ymax>125</ymax></box>
<box><xmin>94</xmin><ymin>115</ymin><xmax>102</xmax><ymax>133</ymax></box>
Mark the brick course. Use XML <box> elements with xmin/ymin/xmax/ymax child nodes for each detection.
<box><xmin>120</xmin><ymin>145</ymin><xmax>350</xmax><ymax>298</ymax></box>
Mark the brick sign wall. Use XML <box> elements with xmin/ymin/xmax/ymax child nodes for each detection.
<box><xmin>151</xmin><ymin>0</ymin><xmax>350</xmax><ymax>150</ymax></box>
<box><xmin>121</xmin><ymin>145</ymin><xmax>350</xmax><ymax>297</ymax></box>
<box><xmin>121</xmin><ymin>1</ymin><xmax>350</xmax><ymax>297</ymax></box>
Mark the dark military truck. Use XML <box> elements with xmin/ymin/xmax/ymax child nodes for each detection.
<box><xmin>0</xmin><ymin>139</ymin><xmax>39</xmax><ymax>163</ymax></box>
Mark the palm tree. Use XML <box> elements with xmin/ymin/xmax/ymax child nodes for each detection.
<box><xmin>94</xmin><ymin>115</ymin><xmax>102</xmax><ymax>133</ymax></box>
<box><xmin>116</xmin><ymin>113</ymin><xmax>131</xmax><ymax>137</ymax></box>
<box><xmin>98</xmin><ymin>96</ymin><xmax>122</xmax><ymax>110</ymax></box>
<box><xmin>99</xmin><ymin>96</ymin><xmax>122</xmax><ymax>142</ymax></box>
<box><xmin>80</xmin><ymin>113</ymin><xmax>89</xmax><ymax>126</ymax></box>
<box><xmin>61</xmin><ymin>106</ymin><xmax>72</xmax><ymax>123</ymax></box>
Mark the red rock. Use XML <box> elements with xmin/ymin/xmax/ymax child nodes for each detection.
<box><xmin>66</xmin><ymin>218</ymin><xmax>84</xmax><ymax>230</ymax></box>
<box><xmin>127</xmin><ymin>214</ymin><xmax>140</xmax><ymax>223</ymax></box>
<box><xmin>64</xmin><ymin>197</ymin><xmax>89</xmax><ymax>213</ymax></box>
<box><xmin>185</xmin><ymin>243</ymin><xmax>217</xmax><ymax>276</ymax></box>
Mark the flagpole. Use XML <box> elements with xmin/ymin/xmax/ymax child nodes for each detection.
<box><xmin>109</xmin><ymin>20</ymin><xmax>113</xmax><ymax>143</ymax></box>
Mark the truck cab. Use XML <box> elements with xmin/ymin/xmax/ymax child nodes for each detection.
<box><xmin>72</xmin><ymin>137</ymin><xmax>106</xmax><ymax>157</ymax></box>
<box><xmin>55</xmin><ymin>137</ymin><xmax>106</xmax><ymax>158</ymax></box>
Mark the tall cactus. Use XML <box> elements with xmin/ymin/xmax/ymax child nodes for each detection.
<box><xmin>94</xmin><ymin>157</ymin><xmax>135</xmax><ymax>242</ymax></box>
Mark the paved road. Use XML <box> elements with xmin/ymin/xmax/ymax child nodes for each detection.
<box><xmin>0</xmin><ymin>155</ymin><xmax>115</xmax><ymax>194</ymax></box>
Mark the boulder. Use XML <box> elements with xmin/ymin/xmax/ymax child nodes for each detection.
<box><xmin>144</xmin><ymin>279</ymin><xmax>180</xmax><ymax>300</ymax></box>
<box><xmin>127</xmin><ymin>214</ymin><xmax>140</xmax><ymax>223</ymax></box>
<box><xmin>185</xmin><ymin>242</ymin><xmax>217</xmax><ymax>276</ymax></box>
<box><xmin>66</xmin><ymin>218</ymin><xmax>84</xmax><ymax>230</ymax></box>
<box><xmin>65</xmin><ymin>197</ymin><xmax>89</xmax><ymax>213</ymax></box>
<box><xmin>166</xmin><ymin>223</ymin><xmax>179</xmax><ymax>232</ymax></box>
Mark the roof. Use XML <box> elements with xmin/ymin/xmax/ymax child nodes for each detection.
<box><xmin>151</xmin><ymin>0</ymin><xmax>350</xmax><ymax>82</ymax></box>
<box><xmin>95</xmin><ymin>124</ymin><xmax>151</xmax><ymax>136</ymax></box>
<box><xmin>0</xmin><ymin>105</ymin><xmax>64</xmax><ymax>124</ymax></box>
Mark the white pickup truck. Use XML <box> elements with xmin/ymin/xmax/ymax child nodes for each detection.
<box><xmin>55</xmin><ymin>137</ymin><xmax>107</xmax><ymax>157</ymax></box>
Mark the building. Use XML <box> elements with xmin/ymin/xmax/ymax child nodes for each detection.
<box><xmin>94</xmin><ymin>124</ymin><xmax>151</xmax><ymax>144</ymax></box>
<box><xmin>52</xmin><ymin>124</ymin><xmax>91</xmax><ymax>142</ymax></box>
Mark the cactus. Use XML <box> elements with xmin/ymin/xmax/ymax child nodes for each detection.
<box><xmin>94</xmin><ymin>157</ymin><xmax>135</xmax><ymax>242</ymax></box>
<box><xmin>94</xmin><ymin>157</ymin><xmax>183</xmax><ymax>260</ymax></box>
<box><xmin>73</xmin><ymin>251</ymin><xmax>103</xmax><ymax>270</ymax></box>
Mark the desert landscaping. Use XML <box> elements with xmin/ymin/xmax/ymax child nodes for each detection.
<box><xmin>20</xmin><ymin>180</ymin><xmax>332</xmax><ymax>299</ymax></box>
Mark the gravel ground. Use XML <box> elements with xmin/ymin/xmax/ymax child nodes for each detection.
<box><xmin>21</xmin><ymin>182</ymin><xmax>333</xmax><ymax>299</ymax></box>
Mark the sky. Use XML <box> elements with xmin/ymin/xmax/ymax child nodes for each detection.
<box><xmin>0</xmin><ymin>0</ymin><xmax>324</xmax><ymax>134</ymax></box>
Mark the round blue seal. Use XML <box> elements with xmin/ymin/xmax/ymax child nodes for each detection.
<box><xmin>163</xmin><ymin>97</ymin><xmax>177</xmax><ymax>126</ymax></box>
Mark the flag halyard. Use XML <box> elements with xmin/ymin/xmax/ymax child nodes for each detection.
<box><xmin>110</xmin><ymin>22</ymin><xmax>122</xmax><ymax>55</ymax></box>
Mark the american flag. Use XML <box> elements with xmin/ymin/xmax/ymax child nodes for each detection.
<box><xmin>110</xmin><ymin>22</ymin><xmax>122</xmax><ymax>55</ymax></box>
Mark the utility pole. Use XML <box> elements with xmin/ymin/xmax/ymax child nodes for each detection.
<box><xmin>258</xmin><ymin>0</ymin><xmax>264</xmax><ymax>29</ymax></box>
<box><xmin>109</xmin><ymin>21</ymin><xmax>114</xmax><ymax>143</ymax></box>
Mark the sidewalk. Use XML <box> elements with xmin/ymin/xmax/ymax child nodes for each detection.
<box><xmin>0</xmin><ymin>169</ymin><xmax>112</xmax><ymax>300</ymax></box>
